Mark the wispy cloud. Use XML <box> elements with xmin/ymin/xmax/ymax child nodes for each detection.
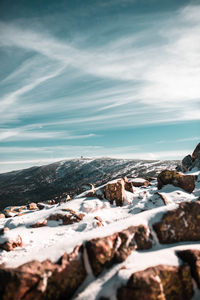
<box><xmin>0</xmin><ymin>128</ymin><xmax>97</xmax><ymax>142</ymax></box>
<box><xmin>0</xmin><ymin>3</ymin><xmax>199</xmax><ymax>171</ymax></box>
<box><xmin>1</xmin><ymin>5</ymin><xmax>200</xmax><ymax>129</ymax></box>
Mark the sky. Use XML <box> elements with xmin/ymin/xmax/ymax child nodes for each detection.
<box><xmin>0</xmin><ymin>0</ymin><xmax>200</xmax><ymax>173</ymax></box>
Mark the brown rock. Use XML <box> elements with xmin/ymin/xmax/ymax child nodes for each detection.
<box><xmin>86</xmin><ymin>233</ymin><xmax>118</xmax><ymax>276</ymax></box>
<box><xmin>28</xmin><ymin>203</ymin><xmax>38</xmax><ymax>210</ymax></box>
<box><xmin>123</xmin><ymin>177</ymin><xmax>134</xmax><ymax>193</ymax></box>
<box><xmin>3</xmin><ymin>206</ymin><xmax>28</xmax><ymax>217</ymax></box>
<box><xmin>117</xmin><ymin>264</ymin><xmax>193</xmax><ymax>300</ymax></box>
<box><xmin>86</xmin><ymin>225</ymin><xmax>153</xmax><ymax>276</ymax></box>
<box><xmin>157</xmin><ymin>170</ymin><xmax>196</xmax><ymax>193</ymax></box>
<box><xmin>0</xmin><ymin>245</ymin><xmax>86</xmax><ymax>300</ymax></box>
<box><xmin>30</xmin><ymin>220</ymin><xmax>47</xmax><ymax>228</ymax></box>
<box><xmin>3</xmin><ymin>206</ymin><xmax>20</xmax><ymax>217</ymax></box>
<box><xmin>48</xmin><ymin>210</ymin><xmax>85</xmax><ymax>225</ymax></box>
<box><xmin>95</xmin><ymin>216</ymin><xmax>103</xmax><ymax>227</ymax></box>
<box><xmin>66</xmin><ymin>194</ymin><xmax>71</xmax><ymax>201</ymax></box>
<box><xmin>192</xmin><ymin>143</ymin><xmax>200</xmax><ymax>160</ymax></box>
<box><xmin>177</xmin><ymin>249</ymin><xmax>200</xmax><ymax>288</ymax></box>
<box><xmin>1</xmin><ymin>234</ymin><xmax>23</xmax><ymax>251</ymax></box>
<box><xmin>153</xmin><ymin>201</ymin><xmax>200</xmax><ymax>243</ymax></box>
<box><xmin>131</xmin><ymin>178</ymin><xmax>150</xmax><ymax>188</ymax></box>
<box><xmin>103</xmin><ymin>179</ymin><xmax>125</xmax><ymax>206</ymax></box>
<box><xmin>15</xmin><ymin>206</ymin><xmax>27</xmax><ymax>212</ymax></box>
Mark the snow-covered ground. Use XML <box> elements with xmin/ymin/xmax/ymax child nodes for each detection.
<box><xmin>0</xmin><ymin>168</ymin><xmax>200</xmax><ymax>299</ymax></box>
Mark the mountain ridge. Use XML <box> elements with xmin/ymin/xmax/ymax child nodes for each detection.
<box><xmin>0</xmin><ymin>158</ymin><xmax>179</xmax><ymax>210</ymax></box>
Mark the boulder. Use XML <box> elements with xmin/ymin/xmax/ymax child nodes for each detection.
<box><xmin>177</xmin><ymin>249</ymin><xmax>200</xmax><ymax>288</ymax></box>
<box><xmin>157</xmin><ymin>170</ymin><xmax>196</xmax><ymax>193</ymax></box>
<box><xmin>3</xmin><ymin>206</ymin><xmax>27</xmax><ymax>217</ymax></box>
<box><xmin>117</xmin><ymin>264</ymin><xmax>193</xmax><ymax>300</ymax></box>
<box><xmin>123</xmin><ymin>177</ymin><xmax>134</xmax><ymax>193</ymax></box>
<box><xmin>84</xmin><ymin>186</ymin><xmax>104</xmax><ymax>200</ymax></box>
<box><xmin>48</xmin><ymin>210</ymin><xmax>85</xmax><ymax>225</ymax></box>
<box><xmin>86</xmin><ymin>225</ymin><xmax>153</xmax><ymax>276</ymax></box>
<box><xmin>192</xmin><ymin>143</ymin><xmax>200</xmax><ymax>160</ymax></box>
<box><xmin>178</xmin><ymin>143</ymin><xmax>200</xmax><ymax>172</ymax></box>
<box><xmin>86</xmin><ymin>233</ymin><xmax>118</xmax><ymax>276</ymax></box>
<box><xmin>0</xmin><ymin>234</ymin><xmax>23</xmax><ymax>251</ymax></box>
<box><xmin>115</xmin><ymin>225</ymin><xmax>153</xmax><ymax>263</ymax></box>
<box><xmin>182</xmin><ymin>155</ymin><xmax>193</xmax><ymax>171</ymax></box>
<box><xmin>30</xmin><ymin>220</ymin><xmax>47</xmax><ymax>228</ymax></box>
<box><xmin>153</xmin><ymin>201</ymin><xmax>200</xmax><ymax>243</ymax></box>
<box><xmin>130</xmin><ymin>178</ymin><xmax>150</xmax><ymax>188</ymax></box>
<box><xmin>103</xmin><ymin>179</ymin><xmax>125</xmax><ymax>206</ymax></box>
<box><xmin>28</xmin><ymin>203</ymin><xmax>38</xmax><ymax>210</ymax></box>
<box><xmin>0</xmin><ymin>245</ymin><xmax>86</xmax><ymax>300</ymax></box>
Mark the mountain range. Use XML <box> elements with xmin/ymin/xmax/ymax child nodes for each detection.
<box><xmin>0</xmin><ymin>158</ymin><xmax>178</xmax><ymax>210</ymax></box>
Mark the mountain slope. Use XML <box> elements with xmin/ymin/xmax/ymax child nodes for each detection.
<box><xmin>0</xmin><ymin>165</ymin><xmax>199</xmax><ymax>299</ymax></box>
<box><xmin>0</xmin><ymin>158</ymin><xmax>178</xmax><ymax>210</ymax></box>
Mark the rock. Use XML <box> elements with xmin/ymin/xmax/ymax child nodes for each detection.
<box><xmin>66</xmin><ymin>194</ymin><xmax>71</xmax><ymax>201</ymax></box>
<box><xmin>114</xmin><ymin>225</ymin><xmax>153</xmax><ymax>263</ymax></box>
<box><xmin>86</xmin><ymin>233</ymin><xmax>118</xmax><ymax>276</ymax></box>
<box><xmin>178</xmin><ymin>143</ymin><xmax>200</xmax><ymax>172</ymax></box>
<box><xmin>182</xmin><ymin>155</ymin><xmax>193</xmax><ymax>171</ymax></box>
<box><xmin>28</xmin><ymin>202</ymin><xmax>38</xmax><ymax>210</ymax></box>
<box><xmin>48</xmin><ymin>210</ymin><xmax>85</xmax><ymax>225</ymax></box>
<box><xmin>157</xmin><ymin>170</ymin><xmax>196</xmax><ymax>193</ymax></box>
<box><xmin>0</xmin><ymin>234</ymin><xmax>23</xmax><ymax>251</ymax></box>
<box><xmin>0</xmin><ymin>213</ymin><xmax>5</xmax><ymax>218</ymax></box>
<box><xmin>30</xmin><ymin>220</ymin><xmax>47</xmax><ymax>228</ymax></box>
<box><xmin>192</xmin><ymin>143</ymin><xmax>200</xmax><ymax>160</ymax></box>
<box><xmin>94</xmin><ymin>216</ymin><xmax>103</xmax><ymax>227</ymax></box>
<box><xmin>123</xmin><ymin>177</ymin><xmax>134</xmax><ymax>193</ymax></box>
<box><xmin>3</xmin><ymin>206</ymin><xmax>27</xmax><ymax>217</ymax></box>
<box><xmin>103</xmin><ymin>179</ymin><xmax>125</xmax><ymax>206</ymax></box>
<box><xmin>0</xmin><ymin>245</ymin><xmax>86</xmax><ymax>300</ymax></box>
<box><xmin>177</xmin><ymin>249</ymin><xmax>200</xmax><ymax>288</ymax></box>
<box><xmin>117</xmin><ymin>264</ymin><xmax>193</xmax><ymax>300</ymax></box>
<box><xmin>130</xmin><ymin>178</ymin><xmax>150</xmax><ymax>188</ymax></box>
<box><xmin>153</xmin><ymin>201</ymin><xmax>200</xmax><ymax>243</ymax></box>
<box><xmin>86</xmin><ymin>225</ymin><xmax>153</xmax><ymax>276</ymax></box>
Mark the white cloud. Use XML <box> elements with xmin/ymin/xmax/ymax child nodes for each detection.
<box><xmin>0</xmin><ymin>128</ymin><xmax>97</xmax><ymax>142</ymax></box>
<box><xmin>1</xmin><ymin>5</ymin><xmax>200</xmax><ymax>129</ymax></box>
<box><xmin>0</xmin><ymin>4</ymin><xmax>199</xmax><ymax>171</ymax></box>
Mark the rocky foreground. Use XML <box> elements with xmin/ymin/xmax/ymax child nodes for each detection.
<box><xmin>0</xmin><ymin>144</ymin><xmax>200</xmax><ymax>300</ymax></box>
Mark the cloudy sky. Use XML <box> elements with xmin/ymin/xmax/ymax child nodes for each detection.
<box><xmin>0</xmin><ymin>0</ymin><xmax>200</xmax><ymax>173</ymax></box>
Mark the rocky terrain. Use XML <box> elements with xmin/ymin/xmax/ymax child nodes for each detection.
<box><xmin>0</xmin><ymin>158</ymin><xmax>178</xmax><ymax>210</ymax></box>
<box><xmin>0</xmin><ymin>143</ymin><xmax>200</xmax><ymax>300</ymax></box>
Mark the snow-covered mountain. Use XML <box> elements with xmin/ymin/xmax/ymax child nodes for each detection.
<box><xmin>0</xmin><ymin>143</ymin><xmax>200</xmax><ymax>300</ymax></box>
<box><xmin>0</xmin><ymin>158</ymin><xmax>178</xmax><ymax>210</ymax></box>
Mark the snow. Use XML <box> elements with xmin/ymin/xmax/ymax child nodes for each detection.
<box><xmin>0</xmin><ymin>168</ymin><xmax>200</xmax><ymax>298</ymax></box>
<box><xmin>129</xmin><ymin>178</ymin><xmax>147</xmax><ymax>183</ymax></box>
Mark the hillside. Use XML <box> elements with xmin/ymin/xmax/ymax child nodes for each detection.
<box><xmin>0</xmin><ymin>158</ymin><xmax>178</xmax><ymax>210</ymax></box>
<box><xmin>0</xmin><ymin>144</ymin><xmax>200</xmax><ymax>299</ymax></box>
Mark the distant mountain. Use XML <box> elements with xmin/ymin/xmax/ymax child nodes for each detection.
<box><xmin>0</xmin><ymin>158</ymin><xmax>179</xmax><ymax>210</ymax></box>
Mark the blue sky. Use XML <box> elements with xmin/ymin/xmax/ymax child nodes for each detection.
<box><xmin>0</xmin><ymin>0</ymin><xmax>200</xmax><ymax>172</ymax></box>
